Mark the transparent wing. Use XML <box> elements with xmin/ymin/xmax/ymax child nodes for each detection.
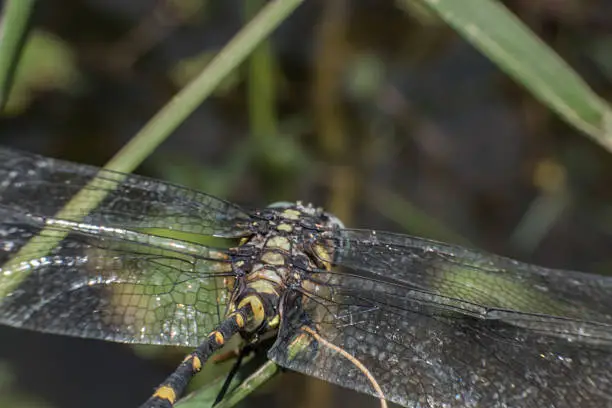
<box><xmin>269</xmin><ymin>229</ymin><xmax>612</xmax><ymax>407</ymax></box>
<box><xmin>0</xmin><ymin>148</ymin><xmax>253</xmax><ymax>237</ymax></box>
<box><xmin>0</xmin><ymin>209</ymin><xmax>235</xmax><ymax>347</ymax></box>
<box><xmin>326</xmin><ymin>229</ymin><xmax>612</xmax><ymax>324</ymax></box>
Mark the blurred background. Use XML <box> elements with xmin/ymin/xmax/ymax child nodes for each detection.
<box><xmin>1</xmin><ymin>0</ymin><xmax>612</xmax><ymax>407</ymax></box>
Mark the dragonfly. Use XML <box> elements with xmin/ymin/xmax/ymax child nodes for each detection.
<box><xmin>0</xmin><ymin>147</ymin><xmax>611</xmax><ymax>408</ymax></box>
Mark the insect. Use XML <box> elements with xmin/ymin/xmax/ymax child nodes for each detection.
<box><xmin>0</xmin><ymin>147</ymin><xmax>611</xmax><ymax>407</ymax></box>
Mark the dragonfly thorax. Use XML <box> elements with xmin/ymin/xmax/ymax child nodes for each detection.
<box><xmin>227</xmin><ymin>203</ymin><xmax>339</xmax><ymax>338</ymax></box>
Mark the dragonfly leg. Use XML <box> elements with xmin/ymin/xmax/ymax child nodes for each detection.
<box><xmin>301</xmin><ymin>326</ymin><xmax>388</xmax><ymax>408</ymax></box>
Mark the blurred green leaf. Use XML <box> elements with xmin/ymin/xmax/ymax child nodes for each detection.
<box><xmin>0</xmin><ymin>361</ymin><xmax>51</xmax><ymax>408</ymax></box>
<box><xmin>244</xmin><ymin>0</ymin><xmax>280</xmax><ymax>146</ymax></box>
<box><xmin>407</xmin><ymin>0</ymin><xmax>612</xmax><ymax>152</ymax></box>
<box><xmin>2</xmin><ymin>29</ymin><xmax>82</xmax><ymax>116</ymax></box>
<box><xmin>345</xmin><ymin>53</ymin><xmax>385</xmax><ymax>101</ymax></box>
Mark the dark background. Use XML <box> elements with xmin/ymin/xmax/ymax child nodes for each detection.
<box><xmin>1</xmin><ymin>1</ymin><xmax>612</xmax><ymax>407</ymax></box>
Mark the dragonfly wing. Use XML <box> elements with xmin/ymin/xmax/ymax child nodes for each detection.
<box><xmin>0</xmin><ymin>207</ymin><xmax>233</xmax><ymax>347</ymax></box>
<box><xmin>0</xmin><ymin>148</ymin><xmax>253</xmax><ymax>237</ymax></box>
<box><xmin>268</xmin><ymin>228</ymin><xmax>612</xmax><ymax>407</ymax></box>
<box><xmin>319</xmin><ymin>228</ymin><xmax>612</xmax><ymax>326</ymax></box>
<box><xmin>269</xmin><ymin>275</ymin><xmax>612</xmax><ymax>408</ymax></box>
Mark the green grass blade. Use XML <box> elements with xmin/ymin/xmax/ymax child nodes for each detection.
<box><xmin>176</xmin><ymin>361</ymin><xmax>279</xmax><ymax>408</ymax></box>
<box><xmin>0</xmin><ymin>0</ymin><xmax>36</xmax><ymax>110</ymax></box>
<box><xmin>409</xmin><ymin>0</ymin><xmax>612</xmax><ymax>152</ymax></box>
<box><xmin>244</xmin><ymin>0</ymin><xmax>279</xmax><ymax>145</ymax></box>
